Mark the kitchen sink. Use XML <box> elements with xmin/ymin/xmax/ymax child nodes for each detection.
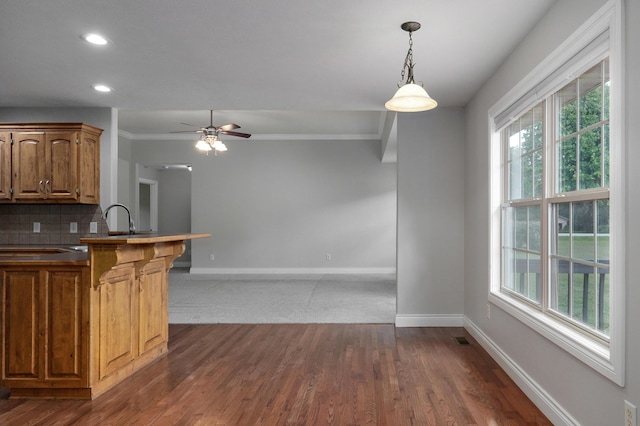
<box><xmin>0</xmin><ymin>247</ymin><xmax>72</xmax><ymax>257</ymax></box>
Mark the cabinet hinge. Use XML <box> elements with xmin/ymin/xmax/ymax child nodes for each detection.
<box><xmin>10</xmin><ymin>187</ymin><xmax>14</xmax><ymax>194</ymax></box>
<box><xmin>76</xmin><ymin>138</ymin><xmax>80</xmax><ymax>144</ymax></box>
<box><xmin>76</xmin><ymin>188</ymin><xmax>80</xmax><ymax>194</ymax></box>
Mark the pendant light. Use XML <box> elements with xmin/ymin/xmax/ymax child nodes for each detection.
<box><xmin>385</xmin><ymin>22</ymin><xmax>437</xmax><ymax>112</ymax></box>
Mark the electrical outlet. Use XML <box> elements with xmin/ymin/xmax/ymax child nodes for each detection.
<box><xmin>70</xmin><ymin>222</ymin><xmax>78</xmax><ymax>233</ymax></box>
<box><xmin>33</xmin><ymin>222</ymin><xmax>40</xmax><ymax>233</ymax></box>
<box><xmin>326</xmin><ymin>253</ymin><xmax>331</xmax><ymax>261</ymax></box>
<box><xmin>209</xmin><ymin>254</ymin><xmax>215</xmax><ymax>261</ymax></box>
<box><xmin>625</xmin><ymin>400</ymin><xmax>637</xmax><ymax>426</ymax></box>
<box><xmin>89</xmin><ymin>222</ymin><xmax>98</xmax><ymax>233</ymax></box>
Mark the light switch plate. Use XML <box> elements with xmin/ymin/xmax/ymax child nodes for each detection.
<box><xmin>70</xmin><ymin>222</ymin><xmax>78</xmax><ymax>233</ymax></box>
<box><xmin>33</xmin><ymin>222</ymin><xmax>40</xmax><ymax>233</ymax></box>
<box><xmin>89</xmin><ymin>222</ymin><xmax>98</xmax><ymax>233</ymax></box>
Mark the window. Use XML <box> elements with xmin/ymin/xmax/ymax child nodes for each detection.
<box><xmin>502</xmin><ymin>59</ymin><xmax>610</xmax><ymax>339</ymax></box>
<box><xmin>489</xmin><ymin>0</ymin><xmax>624</xmax><ymax>385</ymax></box>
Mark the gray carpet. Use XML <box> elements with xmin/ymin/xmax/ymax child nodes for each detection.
<box><xmin>168</xmin><ymin>269</ymin><xmax>396</xmax><ymax>324</ymax></box>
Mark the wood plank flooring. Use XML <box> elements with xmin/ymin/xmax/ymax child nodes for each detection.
<box><xmin>0</xmin><ymin>324</ymin><xmax>551</xmax><ymax>425</ymax></box>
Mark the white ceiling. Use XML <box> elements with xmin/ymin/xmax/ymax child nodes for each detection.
<box><xmin>0</xmin><ymin>0</ymin><xmax>556</xmax><ymax>138</ymax></box>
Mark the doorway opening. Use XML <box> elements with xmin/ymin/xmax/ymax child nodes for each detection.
<box><xmin>138</xmin><ymin>178</ymin><xmax>158</xmax><ymax>232</ymax></box>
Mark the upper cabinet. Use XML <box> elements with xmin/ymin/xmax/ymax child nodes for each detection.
<box><xmin>0</xmin><ymin>132</ymin><xmax>10</xmax><ymax>201</ymax></box>
<box><xmin>0</xmin><ymin>123</ymin><xmax>102</xmax><ymax>204</ymax></box>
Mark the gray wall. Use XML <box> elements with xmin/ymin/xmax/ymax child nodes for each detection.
<box><xmin>129</xmin><ymin>137</ymin><xmax>397</xmax><ymax>272</ymax></box>
<box><xmin>158</xmin><ymin>169</ymin><xmax>192</xmax><ymax>264</ymax></box>
<box><xmin>117</xmin><ymin>135</ymin><xmax>133</xmax><ymax>229</ymax></box>
<box><xmin>463</xmin><ymin>0</ymin><xmax>638</xmax><ymax>424</ymax></box>
<box><xmin>396</xmin><ymin>108</ymin><xmax>465</xmax><ymax>325</ymax></box>
<box><xmin>157</xmin><ymin>169</ymin><xmax>191</xmax><ymax>235</ymax></box>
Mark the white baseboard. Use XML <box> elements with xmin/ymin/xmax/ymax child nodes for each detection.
<box><xmin>463</xmin><ymin>317</ymin><xmax>578</xmax><ymax>426</ymax></box>
<box><xmin>395</xmin><ymin>314</ymin><xmax>464</xmax><ymax>327</ymax></box>
<box><xmin>188</xmin><ymin>267</ymin><xmax>396</xmax><ymax>275</ymax></box>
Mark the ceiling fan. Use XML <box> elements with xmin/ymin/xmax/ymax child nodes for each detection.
<box><xmin>172</xmin><ymin>110</ymin><xmax>251</xmax><ymax>154</ymax></box>
<box><xmin>172</xmin><ymin>110</ymin><xmax>252</xmax><ymax>138</ymax></box>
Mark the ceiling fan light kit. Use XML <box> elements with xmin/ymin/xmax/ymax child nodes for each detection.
<box><xmin>172</xmin><ymin>110</ymin><xmax>250</xmax><ymax>155</ymax></box>
<box><xmin>385</xmin><ymin>21</ymin><xmax>438</xmax><ymax>113</ymax></box>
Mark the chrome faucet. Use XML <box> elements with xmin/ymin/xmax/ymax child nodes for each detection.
<box><xmin>102</xmin><ymin>203</ymin><xmax>136</xmax><ymax>234</ymax></box>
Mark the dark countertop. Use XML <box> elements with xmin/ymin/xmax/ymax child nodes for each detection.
<box><xmin>0</xmin><ymin>245</ymin><xmax>89</xmax><ymax>266</ymax></box>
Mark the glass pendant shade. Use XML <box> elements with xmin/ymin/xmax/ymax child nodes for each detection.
<box><xmin>195</xmin><ymin>138</ymin><xmax>212</xmax><ymax>151</ymax></box>
<box><xmin>212</xmin><ymin>139</ymin><xmax>227</xmax><ymax>152</ymax></box>
<box><xmin>385</xmin><ymin>83</ymin><xmax>438</xmax><ymax>112</ymax></box>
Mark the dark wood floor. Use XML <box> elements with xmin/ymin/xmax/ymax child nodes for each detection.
<box><xmin>0</xmin><ymin>324</ymin><xmax>551</xmax><ymax>425</ymax></box>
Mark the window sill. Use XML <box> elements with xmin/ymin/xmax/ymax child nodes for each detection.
<box><xmin>488</xmin><ymin>290</ymin><xmax>623</xmax><ymax>386</ymax></box>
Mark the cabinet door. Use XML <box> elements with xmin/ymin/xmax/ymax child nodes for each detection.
<box><xmin>97</xmin><ymin>266</ymin><xmax>138</xmax><ymax>380</ymax></box>
<box><xmin>46</xmin><ymin>131</ymin><xmax>78</xmax><ymax>201</ymax></box>
<box><xmin>0</xmin><ymin>132</ymin><xmax>11</xmax><ymax>200</ymax></box>
<box><xmin>77</xmin><ymin>130</ymin><xmax>100</xmax><ymax>204</ymax></box>
<box><xmin>138</xmin><ymin>259</ymin><xmax>168</xmax><ymax>355</ymax></box>
<box><xmin>0</xmin><ymin>270</ymin><xmax>41</xmax><ymax>382</ymax></box>
<box><xmin>44</xmin><ymin>268</ymin><xmax>87</xmax><ymax>385</ymax></box>
<box><xmin>12</xmin><ymin>132</ymin><xmax>46</xmax><ymax>201</ymax></box>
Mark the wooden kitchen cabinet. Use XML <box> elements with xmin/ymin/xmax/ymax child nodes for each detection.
<box><xmin>0</xmin><ymin>255</ymin><xmax>168</xmax><ymax>399</ymax></box>
<box><xmin>0</xmin><ymin>234</ymin><xmax>207</xmax><ymax>399</ymax></box>
<box><xmin>89</xmin><ymin>244</ymin><xmax>171</xmax><ymax>391</ymax></box>
<box><xmin>0</xmin><ymin>123</ymin><xmax>102</xmax><ymax>204</ymax></box>
<box><xmin>0</xmin><ymin>132</ymin><xmax>10</xmax><ymax>200</ymax></box>
<box><xmin>0</xmin><ymin>266</ymin><xmax>89</xmax><ymax>391</ymax></box>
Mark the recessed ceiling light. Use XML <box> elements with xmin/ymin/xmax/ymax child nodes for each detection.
<box><xmin>93</xmin><ymin>84</ymin><xmax>112</xmax><ymax>92</ymax></box>
<box><xmin>81</xmin><ymin>33</ymin><xmax>109</xmax><ymax>45</ymax></box>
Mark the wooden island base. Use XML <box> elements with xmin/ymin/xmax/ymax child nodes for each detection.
<box><xmin>0</xmin><ymin>233</ymin><xmax>209</xmax><ymax>399</ymax></box>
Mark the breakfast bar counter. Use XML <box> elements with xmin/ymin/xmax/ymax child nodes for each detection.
<box><xmin>0</xmin><ymin>233</ymin><xmax>210</xmax><ymax>399</ymax></box>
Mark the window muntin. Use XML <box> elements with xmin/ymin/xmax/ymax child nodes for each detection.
<box><xmin>502</xmin><ymin>204</ymin><xmax>542</xmax><ymax>303</ymax></box>
<box><xmin>549</xmin><ymin>199</ymin><xmax>610</xmax><ymax>336</ymax></box>
<box><xmin>506</xmin><ymin>103</ymin><xmax>544</xmax><ymax>201</ymax></box>
<box><xmin>501</xmin><ymin>58</ymin><xmax>610</xmax><ymax>340</ymax></box>
<box><xmin>555</xmin><ymin>60</ymin><xmax>610</xmax><ymax>194</ymax></box>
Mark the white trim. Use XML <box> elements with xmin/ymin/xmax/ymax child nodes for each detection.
<box><xmin>464</xmin><ymin>317</ymin><xmax>579</xmax><ymax>426</ymax></box>
<box><xmin>488</xmin><ymin>291</ymin><xmax>614</xmax><ymax>374</ymax></box>
<box><xmin>395</xmin><ymin>314</ymin><xmax>463</xmax><ymax>328</ymax></box>
<box><xmin>487</xmin><ymin>0</ymin><xmax>625</xmax><ymax>386</ymax></box>
<box><xmin>118</xmin><ymin>129</ymin><xmax>379</xmax><ymax>141</ymax></box>
<box><xmin>189</xmin><ymin>267</ymin><xmax>396</xmax><ymax>275</ymax></box>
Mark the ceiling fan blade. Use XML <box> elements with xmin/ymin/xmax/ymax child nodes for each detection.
<box><xmin>217</xmin><ymin>123</ymin><xmax>240</xmax><ymax>132</ymax></box>
<box><xmin>220</xmin><ymin>130</ymin><xmax>251</xmax><ymax>138</ymax></box>
<box><xmin>169</xmin><ymin>130</ymin><xmax>203</xmax><ymax>134</ymax></box>
<box><xmin>179</xmin><ymin>122</ymin><xmax>201</xmax><ymax>127</ymax></box>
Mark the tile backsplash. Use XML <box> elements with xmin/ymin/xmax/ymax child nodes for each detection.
<box><xmin>0</xmin><ymin>204</ymin><xmax>109</xmax><ymax>245</ymax></box>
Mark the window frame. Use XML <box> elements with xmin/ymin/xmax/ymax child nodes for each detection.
<box><xmin>488</xmin><ymin>0</ymin><xmax>625</xmax><ymax>386</ymax></box>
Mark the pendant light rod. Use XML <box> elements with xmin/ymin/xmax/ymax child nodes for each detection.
<box><xmin>400</xmin><ymin>22</ymin><xmax>420</xmax><ymax>85</ymax></box>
